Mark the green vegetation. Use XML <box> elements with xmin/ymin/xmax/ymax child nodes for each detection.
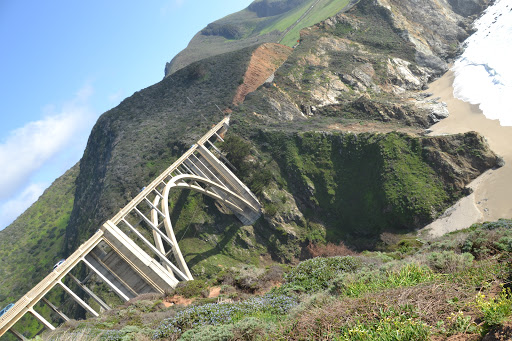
<box><xmin>0</xmin><ymin>0</ymin><xmax>500</xmax><ymax>339</ymax></box>
<box><xmin>259</xmin><ymin>0</ymin><xmax>351</xmax><ymax>47</ymax></box>
<box><xmin>256</xmin><ymin>131</ymin><xmax>486</xmax><ymax>248</ymax></box>
<box><xmin>0</xmin><ymin>164</ymin><xmax>79</xmax><ymax>339</ymax></box>
<box><xmin>475</xmin><ymin>288</ymin><xmax>512</xmax><ymax>331</ymax></box>
<box><xmin>331</xmin><ymin>0</ymin><xmax>416</xmax><ymax>61</ymax></box>
<box><xmin>167</xmin><ymin>0</ymin><xmax>352</xmax><ymax>73</ymax></box>
<box><xmin>35</xmin><ymin>219</ymin><xmax>512</xmax><ymax>340</ymax></box>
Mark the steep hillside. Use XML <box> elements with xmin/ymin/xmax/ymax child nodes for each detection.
<box><xmin>64</xmin><ymin>0</ymin><xmax>495</xmax><ymax>269</ymax></box>
<box><xmin>234</xmin><ymin>0</ymin><xmax>483</xmax><ymax>131</ymax></box>
<box><xmin>64</xmin><ymin>46</ymin><xmax>258</xmax><ymax>253</ymax></box>
<box><xmin>0</xmin><ymin>164</ymin><xmax>78</xmax><ymax>335</ymax></box>
<box><xmin>165</xmin><ymin>0</ymin><xmax>353</xmax><ymax>75</ymax></box>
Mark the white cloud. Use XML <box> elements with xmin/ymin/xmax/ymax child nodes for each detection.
<box><xmin>0</xmin><ymin>84</ymin><xmax>96</xmax><ymax>202</ymax></box>
<box><xmin>0</xmin><ymin>183</ymin><xmax>47</xmax><ymax>230</ymax></box>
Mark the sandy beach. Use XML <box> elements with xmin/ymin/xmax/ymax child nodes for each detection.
<box><xmin>422</xmin><ymin>71</ymin><xmax>512</xmax><ymax>237</ymax></box>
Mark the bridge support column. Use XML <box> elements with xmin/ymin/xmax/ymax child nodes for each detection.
<box><xmin>58</xmin><ymin>281</ymin><xmax>99</xmax><ymax>317</ymax></box>
<box><xmin>41</xmin><ymin>298</ymin><xmax>69</xmax><ymax>322</ymax></box>
<box><xmin>117</xmin><ymin>219</ymin><xmax>190</xmax><ymax>281</ymax></box>
<box><xmin>28</xmin><ymin>308</ymin><xmax>55</xmax><ymax>331</ymax></box>
<box><xmin>82</xmin><ymin>257</ymin><xmax>131</xmax><ymax>302</ymax></box>
<box><xmin>69</xmin><ymin>274</ymin><xmax>111</xmax><ymax>311</ymax></box>
<box><xmin>151</xmin><ymin>196</ymin><xmax>174</xmax><ymax>275</ymax></box>
<box><xmin>9</xmin><ymin>328</ymin><xmax>27</xmax><ymax>340</ymax></box>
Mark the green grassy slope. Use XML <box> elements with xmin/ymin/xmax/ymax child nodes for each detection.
<box><xmin>221</xmin><ymin>129</ymin><xmax>497</xmax><ymax>252</ymax></box>
<box><xmin>0</xmin><ymin>164</ymin><xmax>79</xmax><ymax>339</ymax></box>
<box><xmin>275</xmin><ymin>0</ymin><xmax>351</xmax><ymax>46</ymax></box>
<box><xmin>165</xmin><ymin>0</ymin><xmax>352</xmax><ymax>74</ymax></box>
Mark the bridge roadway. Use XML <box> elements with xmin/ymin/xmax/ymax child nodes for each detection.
<box><xmin>0</xmin><ymin>116</ymin><xmax>261</xmax><ymax>339</ymax></box>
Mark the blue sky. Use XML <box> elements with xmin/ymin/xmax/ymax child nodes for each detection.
<box><xmin>0</xmin><ymin>0</ymin><xmax>253</xmax><ymax>230</ymax></box>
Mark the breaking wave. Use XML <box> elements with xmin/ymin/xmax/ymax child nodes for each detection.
<box><xmin>452</xmin><ymin>0</ymin><xmax>512</xmax><ymax>126</ymax></box>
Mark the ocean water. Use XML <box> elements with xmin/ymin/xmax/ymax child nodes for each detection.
<box><xmin>452</xmin><ymin>0</ymin><xmax>512</xmax><ymax>126</ymax></box>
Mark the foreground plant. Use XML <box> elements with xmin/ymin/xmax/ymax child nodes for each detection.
<box><xmin>475</xmin><ymin>287</ymin><xmax>512</xmax><ymax>330</ymax></box>
<box><xmin>152</xmin><ymin>293</ymin><xmax>298</xmax><ymax>339</ymax></box>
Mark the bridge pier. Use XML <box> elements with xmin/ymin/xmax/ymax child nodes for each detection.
<box><xmin>41</xmin><ymin>298</ymin><xmax>69</xmax><ymax>322</ymax></box>
<box><xmin>58</xmin><ymin>281</ymin><xmax>99</xmax><ymax>317</ymax></box>
<box><xmin>9</xmin><ymin>328</ymin><xmax>27</xmax><ymax>340</ymax></box>
<box><xmin>28</xmin><ymin>308</ymin><xmax>55</xmax><ymax>331</ymax></box>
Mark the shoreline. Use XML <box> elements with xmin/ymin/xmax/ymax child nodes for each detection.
<box><xmin>422</xmin><ymin>71</ymin><xmax>512</xmax><ymax>237</ymax></box>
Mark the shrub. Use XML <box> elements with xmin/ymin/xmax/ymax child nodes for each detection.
<box><xmin>178</xmin><ymin>316</ymin><xmax>271</xmax><ymax>341</ymax></box>
<box><xmin>479</xmin><ymin>219</ymin><xmax>512</xmax><ymax>230</ymax></box>
<box><xmin>337</xmin><ymin>316</ymin><xmax>431</xmax><ymax>341</ymax></box>
<box><xmin>174</xmin><ymin>280</ymin><xmax>208</xmax><ymax>298</ymax></box>
<box><xmin>475</xmin><ymin>288</ymin><xmax>512</xmax><ymax>329</ymax></box>
<box><xmin>153</xmin><ymin>293</ymin><xmax>297</xmax><ymax>339</ymax></box>
<box><xmin>427</xmin><ymin>251</ymin><xmax>474</xmax><ymax>273</ymax></box>
<box><xmin>101</xmin><ymin>325</ymin><xmax>149</xmax><ymax>341</ymax></box>
<box><xmin>331</xmin><ymin>263</ymin><xmax>439</xmax><ymax>297</ymax></box>
<box><xmin>444</xmin><ymin>310</ymin><xmax>479</xmax><ymax>336</ymax></box>
<box><xmin>278</xmin><ymin>256</ymin><xmax>362</xmax><ymax>293</ymax></box>
<box><xmin>232</xmin><ymin>317</ymin><xmax>272</xmax><ymax>340</ymax></box>
<box><xmin>305</xmin><ymin>241</ymin><xmax>355</xmax><ymax>258</ymax></box>
<box><xmin>179</xmin><ymin>324</ymin><xmax>234</xmax><ymax>341</ymax></box>
<box><xmin>461</xmin><ymin>222</ymin><xmax>512</xmax><ymax>258</ymax></box>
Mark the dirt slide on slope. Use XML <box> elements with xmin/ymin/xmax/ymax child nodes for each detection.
<box><xmin>233</xmin><ymin>43</ymin><xmax>293</xmax><ymax>105</ymax></box>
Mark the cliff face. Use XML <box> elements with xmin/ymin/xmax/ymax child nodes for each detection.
<box><xmin>233</xmin><ymin>0</ymin><xmax>486</xmax><ymax>132</ymax></box>
<box><xmin>64</xmin><ymin>46</ymin><xmax>257</xmax><ymax>252</ymax></box>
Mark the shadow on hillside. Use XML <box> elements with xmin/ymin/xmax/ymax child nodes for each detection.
<box><xmin>186</xmin><ymin>223</ymin><xmax>240</xmax><ymax>268</ymax></box>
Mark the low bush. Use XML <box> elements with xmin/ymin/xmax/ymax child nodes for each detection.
<box><xmin>277</xmin><ymin>256</ymin><xmax>361</xmax><ymax>293</ymax></box>
<box><xmin>173</xmin><ymin>280</ymin><xmax>208</xmax><ymax>298</ymax></box>
<box><xmin>232</xmin><ymin>317</ymin><xmax>273</xmax><ymax>340</ymax></box>
<box><xmin>153</xmin><ymin>293</ymin><xmax>297</xmax><ymax>339</ymax></box>
<box><xmin>475</xmin><ymin>288</ymin><xmax>512</xmax><ymax>329</ymax></box>
<box><xmin>461</xmin><ymin>222</ymin><xmax>512</xmax><ymax>258</ymax></box>
<box><xmin>179</xmin><ymin>316</ymin><xmax>271</xmax><ymax>341</ymax></box>
<box><xmin>427</xmin><ymin>251</ymin><xmax>474</xmax><ymax>273</ymax></box>
<box><xmin>179</xmin><ymin>324</ymin><xmax>234</xmax><ymax>341</ymax></box>
<box><xmin>443</xmin><ymin>310</ymin><xmax>479</xmax><ymax>336</ymax></box>
<box><xmin>331</xmin><ymin>263</ymin><xmax>439</xmax><ymax>297</ymax></box>
<box><xmin>305</xmin><ymin>241</ymin><xmax>355</xmax><ymax>258</ymax></box>
<box><xmin>337</xmin><ymin>315</ymin><xmax>431</xmax><ymax>341</ymax></box>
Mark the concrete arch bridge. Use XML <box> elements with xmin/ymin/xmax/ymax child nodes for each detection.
<box><xmin>0</xmin><ymin>116</ymin><xmax>261</xmax><ymax>339</ymax></box>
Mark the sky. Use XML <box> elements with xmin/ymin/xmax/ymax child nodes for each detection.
<box><xmin>0</xmin><ymin>0</ymin><xmax>254</xmax><ymax>230</ymax></box>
